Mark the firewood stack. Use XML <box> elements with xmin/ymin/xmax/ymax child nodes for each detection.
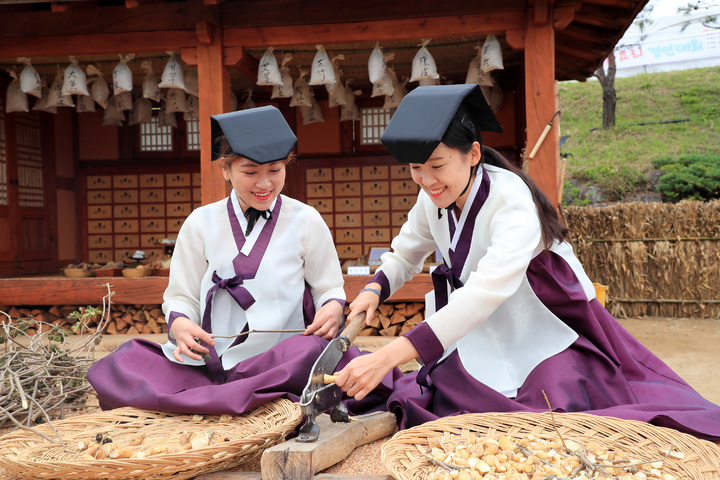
<box><xmin>346</xmin><ymin>302</ymin><xmax>425</xmax><ymax>336</ymax></box>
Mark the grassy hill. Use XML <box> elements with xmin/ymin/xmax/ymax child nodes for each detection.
<box><xmin>557</xmin><ymin>66</ymin><xmax>720</xmax><ymax>205</ymax></box>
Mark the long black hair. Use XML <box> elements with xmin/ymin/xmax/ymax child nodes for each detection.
<box><xmin>441</xmin><ymin>106</ymin><xmax>569</xmax><ymax>248</ymax></box>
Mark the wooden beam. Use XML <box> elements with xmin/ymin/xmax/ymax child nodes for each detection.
<box><xmin>524</xmin><ymin>9</ymin><xmax>559</xmax><ymax>205</ymax></box>
<box><xmin>196</xmin><ymin>21</ymin><xmax>214</xmax><ymax>46</ymax></box>
<box><xmin>506</xmin><ymin>29</ymin><xmax>525</xmax><ymax>50</ymax></box>
<box><xmin>0</xmin><ymin>30</ymin><xmax>197</xmax><ymax>58</ymax></box>
<box><xmin>553</xmin><ymin>6</ymin><xmax>575</xmax><ymax>30</ymax></box>
<box><xmin>534</xmin><ymin>0</ymin><xmax>549</xmax><ymax>25</ymax></box>
<box><xmin>223</xmin><ymin>12</ymin><xmax>525</xmax><ymax>47</ymax></box>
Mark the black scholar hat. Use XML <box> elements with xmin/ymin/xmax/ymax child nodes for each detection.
<box><xmin>380</xmin><ymin>84</ymin><xmax>503</xmax><ymax>164</ymax></box>
<box><xmin>210</xmin><ymin>105</ymin><xmax>297</xmax><ymax>163</ymax></box>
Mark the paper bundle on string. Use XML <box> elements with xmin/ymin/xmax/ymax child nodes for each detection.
<box><xmin>257</xmin><ymin>47</ymin><xmax>283</xmax><ymax>86</ymax></box>
<box><xmin>418</xmin><ymin>77</ymin><xmax>440</xmax><ymax>86</ymax></box>
<box><xmin>114</xmin><ymin>91</ymin><xmax>133</xmax><ymax>111</ymax></box>
<box><xmin>368</xmin><ymin>42</ymin><xmax>387</xmax><ymax>85</ymax></box>
<box><xmin>129</xmin><ymin>97</ymin><xmax>152</xmax><ymax>125</ymax></box>
<box><xmin>481</xmin><ymin>81</ymin><xmax>504</xmax><ymax>113</ymax></box>
<box><xmin>289</xmin><ymin>67</ymin><xmax>312</xmax><ymax>107</ymax></box>
<box><xmin>481</xmin><ymin>34</ymin><xmax>504</xmax><ymax>73</ymax></box>
<box><xmin>326</xmin><ymin>55</ymin><xmax>347</xmax><ymax>107</ymax></box>
<box><xmin>410</xmin><ymin>39</ymin><xmax>439</xmax><ymax>83</ymax></box>
<box><xmin>242</xmin><ymin>89</ymin><xmax>257</xmax><ymax>110</ymax></box>
<box><xmin>5</xmin><ymin>70</ymin><xmax>29</xmax><ymax>113</ymax></box>
<box><xmin>165</xmin><ymin>88</ymin><xmax>187</xmax><ymax>113</ymax></box>
<box><xmin>183</xmin><ymin>94</ymin><xmax>198</xmax><ymax>120</ymax></box>
<box><xmin>102</xmin><ymin>96</ymin><xmax>125</xmax><ymax>126</ymax></box>
<box><xmin>75</xmin><ymin>92</ymin><xmax>96</xmax><ymax>113</ymax></box>
<box><xmin>300</xmin><ymin>93</ymin><xmax>324</xmax><ymax>125</ymax></box>
<box><xmin>184</xmin><ymin>66</ymin><xmax>198</xmax><ymax>97</ymax></box>
<box><xmin>271</xmin><ymin>53</ymin><xmax>294</xmax><ymax>99</ymax></box>
<box><xmin>32</xmin><ymin>86</ymin><xmax>58</xmax><ymax>114</ymax></box>
<box><xmin>371</xmin><ymin>53</ymin><xmax>395</xmax><ymax>97</ymax></box>
<box><xmin>309</xmin><ymin>45</ymin><xmax>335</xmax><ymax>86</ymax></box>
<box><xmin>62</xmin><ymin>56</ymin><xmax>89</xmax><ymax>96</ymax></box>
<box><xmin>18</xmin><ymin>58</ymin><xmax>42</xmax><ymax>99</ymax></box>
<box><xmin>382</xmin><ymin>68</ymin><xmax>405</xmax><ymax>110</ymax></box>
<box><xmin>340</xmin><ymin>80</ymin><xmax>361</xmax><ymax>122</ymax></box>
<box><xmin>87</xmin><ymin>65</ymin><xmax>110</xmax><ymax>109</ymax></box>
<box><xmin>141</xmin><ymin>60</ymin><xmax>161</xmax><ymax>102</ymax></box>
<box><xmin>158</xmin><ymin>51</ymin><xmax>185</xmax><ymax>90</ymax></box>
<box><xmin>47</xmin><ymin>68</ymin><xmax>74</xmax><ymax>108</ymax></box>
<box><xmin>112</xmin><ymin>53</ymin><xmax>135</xmax><ymax>95</ymax></box>
<box><xmin>157</xmin><ymin>99</ymin><xmax>177</xmax><ymax>129</ymax></box>
<box><xmin>465</xmin><ymin>43</ymin><xmax>494</xmax><ymax>86</ymax></box>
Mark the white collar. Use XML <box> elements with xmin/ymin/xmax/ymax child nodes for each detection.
<box><xmin>450</xmin><ymin>167</ymin><xmax>483</xmax><ymax>250</ymax></box>
<box><xmin>230</xmin><ymin>190</ymin><xmax>278</xmax><ymax>254</ymax></box>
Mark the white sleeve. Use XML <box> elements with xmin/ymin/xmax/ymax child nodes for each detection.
<box><xmin>302</xmin><ymin>207</ymin><xmax>346</xmax><ymax>308</ymax></box>
<box><xmin>425</xmin><ymin>185</ymin><xmax>543</xmax><ymax>349</ymax></box>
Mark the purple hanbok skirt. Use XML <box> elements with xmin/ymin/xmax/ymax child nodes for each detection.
<box><xmin>387</xmin><ymin>251</ymin><xmax>720</xmax><ymax>442</ymax></box>
<box><xmin>88</xmin><ymin>334</ymin><xmax>401</xmax><ymax>416</ymax></box>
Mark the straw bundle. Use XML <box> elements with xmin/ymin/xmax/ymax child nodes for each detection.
<box><xmin>565</xmin><ymin>200</ymin><xmax>720</xmax><ymax>318</ymax></box>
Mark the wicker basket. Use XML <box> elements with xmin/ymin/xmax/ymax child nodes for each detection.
<box><xmin>63</xmin><ymin>268</ymin><xmax>94</xmax><ymax>278</ymax></box>
<box><xmin>0</xmin><ymin>399</ymin><xmax>302</xmax><ymax>480</ymax></box>
<box><xmin>122</xmin><ymin>267</ymin><xmax>152</xmax><ymax>277</ymax></box>
<box><xmin>381</xmin><ymin>412</ymin><xmax>720</xmax><ymax>480</ymax></box>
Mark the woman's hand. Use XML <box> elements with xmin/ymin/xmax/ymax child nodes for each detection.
<box><xmin>169</xmin><ymin>316</ymin><xmax>215</xmax><ymax>362</ymax></box>
<box><xmin>346</xmin><ymin>282</ymin><xmax>382</xmax><ymax>327</ymax></box>
<box><xmin>334</xmin><ymin>336</ymin><xmax>418</xmax><ymax>400</ymax></box>
<box><xmin>304</xmin><ymin>300</ymin><xmax>344</xmax><ymax>340</ymax></box>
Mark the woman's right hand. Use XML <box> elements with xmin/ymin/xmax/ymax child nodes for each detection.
<box><xmin>169</xmin><ymin>316</ymin><xmax>215</xmax><ymax>362</ymax></box>
<box><xmin>347</xmin><ymin>282</ymin><xmax>382</xmax><ymax>327</ymax></box>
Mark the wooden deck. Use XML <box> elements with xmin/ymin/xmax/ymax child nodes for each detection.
<box><xmin>0</xmin><ymin>274</ymin><xmax>433</xmax><ymax>306</ymax></box>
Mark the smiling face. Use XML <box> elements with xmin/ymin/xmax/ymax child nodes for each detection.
<box><xmin>409</xmin><ymin>141</ymin><xmax>481</xmax><ymax>211</ymax></box>
<box><xmin>221</xmin><ymin>156</ymin><xmax>287</xmax><ymax>212</ymax></box>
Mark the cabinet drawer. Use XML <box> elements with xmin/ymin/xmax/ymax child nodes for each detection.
<box><xmin>141</xmin><ymin>218</ymin><xmax>166</xmax><ymax>232</ymax></box>
<box><xmin>88</xmin><ymin>205</ymin><xmax>112</xmax><ymax>219</ymax></box>
<box><xmin>334</xmin><ymin>182</ymin><xmax>361</xmax><ymax>197</ymax></box>
<box><xmin>141</xmin><ymin>233</ymin><xmax>164</xmax><ymax>248</ymax></box>
<box><xmin>362</xmin><ymin>196</ymin><xmax>389</xmax><ymax>211</ymax></box>
<box><xmin>88</xmin><ymin>249</ymin><xmax>113</xmax><ymax>263</ymax></box>
<box><xmin>391</xmin><ymin>164</ymin><xmax>413</xmax><ymax>179</ymax></box>
<box><xmin>113</xmin><ymin>175</ymin><xmax>138</xmax><ymax>189</ymax></box>
<box><xmin>321</xmin><ymin>214</ymin><xmax>334</xmax><ymax>228</ymax></box>
<box><xmin>363</xmin><ymin>212</ymin><xmax>390</xmax><ymax>226</ymax></box>
<box><xmin>335</xmin><ymin>213</ymin><xmax>361</xmax><ymax>228</ymax></box>
<box><xmin>114</xmin><ymin>249</ymin><xmax>136</xmax><ymax>262</ymax></box>
<box><xmin>192</xmin><ymin>172</ymin><xmax>201</xmax><ymax>186</ymax></box>
<box><xmin>391</xmin><ymin>180</ymin><xmax>418</xmax><ymax>195</ymax></box>
<box><xmin>167</xmin><ymin>203</ymin><xmax>192</xmax><ymax>217</ymax></box>
<box><xmin>87</xmin><ymin>190</ymin><xmax>111</xmax><ymax>204</ymax></box>
<box><xmin>392</xmin><ymin>211</ymin><xmax>409</xmax><ymax>226</ymax></box>
<box><xmin>335</xmin><ymin>197</ymin><xmax>361</xmax><ymax>212</ymax></box>
<box><xmin>391</xmin><ymin>196</ymin><xmax>415</xmax><ymax>210</ymax></box>
<box><xmin>334</xmin><ymin>166</ymin><xmax>360</xmax><ymax>181</ymax></box>
<box><xmin>87</xmin><ymin>175</ymin><xmax>111</xmax><ymax>189</ymax></box>
<box><xmin>362</xmin><ymin>165</ymin><xmax>388</xmax><ymax>180</ymax></box>
<box><xmin>140</xmin><ymin>189</ymin><xmax>165</xmax><ymax>203</ymax></box>
<box><xmin>336</xmin><ymin>228</ymin><xmax>362</xmax><ymax>243</ymax></box>
<box><xmin>308</xmin><ymin>198</ymin><xmax>333</xmax><ymax>213</ymax></box>
<box><xmin>364</xmin><ymin>228</ymin><xmax>391</xmax><ymax>244</ymax></box>
<box><xmin>307</xmin><ymin>168</ymin><xmax>333</xmax><ymax>182</ymax></box>
<box><xmin>87</xmin><ymin>220</ymin><xmax>112</xmax><ymax>234</ymax></box>
<box><xmin>362</xmin><ymin>181</ymin><xmax>389</xmax><ymax>196</ymax></box>
<box><xmin>167</xmin><ymin>218</ymin><xmax>185</xmax><ymax>233</ymax></box>
<box><xmin>139</xmin><ymin>174</ymin><xmax>165</xmax><ymax>188</ymax></box>
<box><xmin>141</xmin><ymin>204</ymin><xmax>165</xmax><ymax>217</ymax></box>
<box><xmin>166</xmin><ymin>173</ymin><xmax>191</xmax><ymax>187</ymax></box>
<box><xmin>337</xmin><ymin>244</ymin><xmax>363</xmax><ymax>259</ymax></box>
<box><xmin>114</xmin><ymin>204</ymin><xmax>139</xmax><ymax>218</ymax></box>
<box><xmin>114</xmin><ymin>234</ymin><xmax>139</xmax><ymax>249</ymax></box>
<box><xmin>88</xmin><ymin>235</ymin><xmax>112</xmax><ymax>248</ymax></box>
<box><xmin>113</xmin><ymin>189</ymin><xmax>138</xmax><ymax>204</ymax></box>
<box><xmin>114</xmin><ymin>219</ymin><xmax>139</xmax><ymax>233</ymax></box>
<box><xmin>167</xmin><ymin>188</ymin><xmax>191</xmax><ymax>202</ymax></box>
<box><xmin>307</xmin><ymin>183</ymin><xmax>332</xmax><ymax>198</ymax></box>
<box><xmin>193</xmin><ymin>187</ymin><xmax>200</xmax><ymax>202</ymax></box>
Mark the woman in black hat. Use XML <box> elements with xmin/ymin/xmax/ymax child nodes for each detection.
<box><xmin>88</xmin><ymin>106</ymin><xmax>399</xmax><ymax>415</ymax></box>
<box><xmin>333</xmin><ymin>84</ymin><xmax>720</xmax><ymax>441</ymax></box>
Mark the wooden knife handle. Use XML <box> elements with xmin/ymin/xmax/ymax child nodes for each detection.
<box><xmin>341</xmin><ymin>312</ymin><xmax>366</xmax><ymax>345</ymax></box>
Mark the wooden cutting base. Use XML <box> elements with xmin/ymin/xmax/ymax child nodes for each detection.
<box><xmin>196</xmin><ymin>411</ymin><xmax>397</xmax><ymax>480</ymax></box>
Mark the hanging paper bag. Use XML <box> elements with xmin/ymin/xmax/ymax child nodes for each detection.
<box><xmin>466</xmin><ymin>43</ymin><xmax>494</xmax><ymax>86</ymax></box>
<box><xmin>32</xmin><ymin>86</ymin><xmax>58</xmax><ymax>114</ymax></box>
<box><xmin>309</xmin><ymin>45</ymin><xmax>335</xmax><ymax>86</ymax></box>
<box><xmin>382</xmin><ymin>68</ymin><xmax>404</xmax><ymax>110</ymax></box>
<box><xmin>257</xmin><ymin>47</ymin><xmax>283</xmax><ymax>86</ymax></box>
<box><xmin>325</xmin><ymin>54</ymin><xmax>345</xmax><ymax>104</ymax></box>
<box><xmin>18</xmin><ymin>58</ymin><xmax>42</xmax><ymax>99</ymax></box>
<box><xmin>87</xmin><ymin>65</ymin><xmax>110</xmax><ymax>109</ymax></box>
<box><xmin>75</xmin><ymin>93</ymin><xmax>96</xmax><ymax>113</ymax></box>
<box><xmin>157</xmin><ymin>100</ymin><xmax>177</xmax><ymax>129</ymax></box>
<box><xmin>103</xmin><ymin>96</ymin><xmax>125</xmax><ymax>125</ymax></box>
<box><xmin>184</xmin><ymin>66</ymin><xmax>198</xmax><ymax>97</ymax></box>
<box><xmin>372</xmin><ymin>53</ymin><xmax>396</xmax><ymax>97</ymax></box>
<box><xmin>5</xmin><ymin>71</ymin><xmax>29</xmax><ymax>113</ymax></box>
<box><xmin>242</xmin><ymin>89</ymin><xmax>257</xmax><ymax>110</ymax></box>
<box><xmin>140</xmin><ymin>60</ymin><xmax>161</xmax><ymax>102</ymax></box>
<box><xmin>328</xmin><ymin>79</ymin><xmax>347</xmax><ymax>108</ymax></box>
<box><xmin>300</xmin><ymin>95</ymin><xmax>324</xmax><ymax>125</ymax></box>
<box><xmin>183</xmin><ymin>95</ymin><xmax>199</xmax><ymax>120</ymax></box>
<box><xmin>340</xmin><ymin>82</ymin><xmax>361</xmax><ymax>122</ymax></box>
<box><xmin>271</xmin><ymin>53</ymin><xmax>294</xmax><ymax>99</ymax></box>
<box><xmin>112</xmin><ymin>53</ymin><xmax>135</xmax><ymax>95</ymax></box>
<box><xmin>165</xmin><ymin>88</ymin><xmax>187</xmax><ymax>113</ymax></box>
<box><xmin>47</xmin><ymin>69</ymin><xmax>75</xmax><ymax>108</ymax></box>
<box><xmin>419</xmin><ymin>77</ymin><xmax>440</xmax><ymax>86</ymax></box>
<box><xmin>289</xmin><ymin>67</ymin><xmax>312</xmax><ymax>107</ymax></box>
<box><xmin>367</xmin><ymin>42</ymin><xmax>386</xmax><ymax>85</ymax></box>
<box><xmin>114</xmin><ymin>91</ymin><xmax>133</xmax><ymax>111</ymax></box>
<box><xmin>158</xmin><ymin>51</ymin><xmax>186</xmax><ymax>90</ymax></box>
<box><xmin>62</xmin><ymin>56</ymin><xmax>89</xmax><ymax>96</ymax></box>
<box><xmin>410</xmin><ymin>39</ymin><xmax>439</xmax><ymax>82</ymax></box>
<box><xmin>481</xmin><ymin>34</ymin><xmax>504</xmax><ymax>73</ymax></box>
<box><xmin>129</xmin><ymin>97</ymin><xmax>152</xmax><ymax>125</ymax></box>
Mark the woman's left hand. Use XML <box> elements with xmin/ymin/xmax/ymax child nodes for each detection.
<box><xmin>334</xmin><ymin>350</ymin><xmax>394</xmax><ymax>401</ymax></box>
<box><xmin>304</xmin><ymin>300</ymin><xmax>344</xmax><ymax>340</ymax></box>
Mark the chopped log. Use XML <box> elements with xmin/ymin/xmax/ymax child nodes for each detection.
<box><xmin>359</xmin><ymin>327</ymin><xmax>378</xmax><ymax>336</ymax></box>
<box><xmin>379</xmin><ymin>314</ymin><xmax>392</xmax><ymax>330</ymax></box>
<box><xmin>379</xmin><ymin>324</ymin><xmax>400</xmax><ymax>336</ymax></box>
<box><xmin>150</xmin><ymin>307</ymin><xmax>163</xmax><ymax>318</ymax></box>
<box><xmin>390</xmin><ymin>311</ymin><xmax>406</xmax><ymax>325</ymax></box>
<box><xmin>126</xmin><ymin>325</ymin><xmax>140</xmax><ymax>335</ymax></box>
<box><xmin>368</xmin><ymin>313</ymin><xmax>382</xmax><ymax>329</ymax></box>
<box><xmin>106</xmin><ymin>322</ymin><xmax>118</xmax><ymax>335</ymax></box>
<box><xmin>48</xmin><ymin>305</ymin><xmax>61</xmax><ymax>317</ymax></box>
<box><xmin>132</xmin><ymin>310</ymin><xmax>144</xmax><ymax>322</ymax></box>
<box><xmin>377</xmin><ymin>304</ymin><xmax>394</xmax><ymax>317</ymax></box>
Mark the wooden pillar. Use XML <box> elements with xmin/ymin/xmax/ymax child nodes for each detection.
<box><xmin>524</xmin><ymin>4</ymin><xmax>559</xmax><ymax>205</ymax></box>
<box><xmin>196</xmin><ymin>22</ymin><xmax>231</xmax><ymax>205</ymax></box>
